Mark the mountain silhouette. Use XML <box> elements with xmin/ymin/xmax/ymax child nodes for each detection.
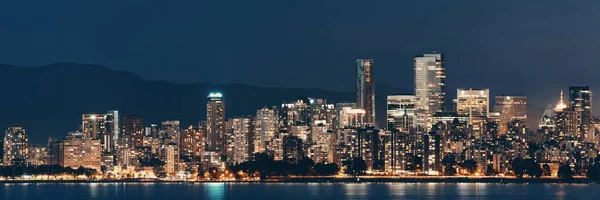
<box><xmin>0</xmin><ymin>63</ymin><xmax>408</xmax><ymax>144</ymax></box>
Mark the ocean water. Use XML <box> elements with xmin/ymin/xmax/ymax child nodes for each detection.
<box><xmin>1</xmin><ymin>182</ymin><xmax>598</xmax><ymax>200</ymax></box>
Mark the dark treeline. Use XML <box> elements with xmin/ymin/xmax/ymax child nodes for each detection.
<box><xmin>220</xmin><ymin>154</ymin><xmax>367</xmax><ymax>180</ymax></box>
<box><xmin>0</xmin><ymin>165</ymin><xmax>97</xmax><ymax>178</ymax></box>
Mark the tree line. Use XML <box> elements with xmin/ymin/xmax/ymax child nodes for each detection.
<box><xmin>216</xmin><ymin>154</ymin><xmax>369</xmax><ymax>180</ymax></box>
<box><xmin>0</xmin><ymin>165</ymin><xmax>97</xmax><ymax>178</ymax></box>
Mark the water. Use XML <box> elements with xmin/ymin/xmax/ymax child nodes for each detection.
<box><xmin>1</xmin><ymin>182</ymin><xmax>598</xmax><ymax>200</ymax></box>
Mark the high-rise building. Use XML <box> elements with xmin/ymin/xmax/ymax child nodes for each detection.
<box><xmin>554</xmin><ymin>91</ymin><xmax>577</xmax><ymax>140</ymax></box>
<box><xmin>122</xmin><ymin>115</ymin><xmax>144</xmax><ymax>149</ymax></box>
<box><xmin>387</xmin><ymin>94</ymin><xmax>416</xmax><ymax>131</ymax></box>
<box><xmin>63</xmin><ymin>134</ymin><xmax>102</xmax><ymax>171</ymax></box>
<box><xmin>569</xmin><ymin>86</ymin><xmax>592</xmax><ymax>142</ymax></box>
<box><xmin>106</xmin><ymin>110</ymin><xmax>119</xmax><ymax>153</ymax></box>
<box><xmin>338</xmin><ymin>107</ymin><xmax>366</xmax><ymax>128</ymax></box>
<box><xmin>493</xmin><ymin>96</ymin><xmax>527</xmax><ymax>134</ymax></box>
<box><xmin>3</xmin><ymin>125</ymin><xmax>28</xmax><ymax>166</ymax></box>
<box><xmin>356</xmin><ymin>59</ymin><xmax>376</xmax><ymax>125</ymax></box>
<box><xmin>165</xmin><ymin>144</ymin><xmax>178</xmax><ymax>174</ymax></box>
<box><xmin>82</xmin><ymin>114</ymin><xmax>107</xmax><ymax>140</ymax></box>
<box><xmin>254</xmin><ymin>107</ymin><xmax>278</xmax><ymax>153</ymax></box>
<box><xmin>47</xmin><ymin>137</ymin><xmax>64</xmax><ymax>166</ymax></box>
<box><xmin>282</xmin><ymin>136</ymin><xmax>304</xmax><ymax>164</ymax></box>
<box><xmin>27</xmin><ymin>145</ymin><xmax>47</xmax><ymax>166</ymax></box>
<box><xmin>414</xmin><ymin>53</ymin><xmax>446</xmax><ymax>130</ymax></box>
<box><xmin>231</xmin><ymin>117</ymin><xmax>253</xmax><ymax>164</ymax></box>
<box><xmin>181</xmin><ymin>125</ymin><xmax>204</xmax><ymax>162</ymax></box>
<box><xmin>456</xmin><ymin>89</ymin><xmax>490</xmax><ymax>122</ymax></box>
<box><xmin>160</xmin><ymin>121</ymin><xmax>181</xmax><ymax>145</ymax></box>
<box><xmin>206</xmin><ymin>92</ymin><xmax>226</xmax><ymax>155</ymax></box>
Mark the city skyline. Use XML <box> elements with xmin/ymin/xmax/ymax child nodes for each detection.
<box><xmin>2</xmin><ymin>52</ymin><xmax>599</xmax><ymax>182</ymax></box>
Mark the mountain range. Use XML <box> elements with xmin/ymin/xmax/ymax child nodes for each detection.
<box><xmin>0</xmin><ymin>63</ymin><xmax>411</xmax><ymax>144</ymax></box>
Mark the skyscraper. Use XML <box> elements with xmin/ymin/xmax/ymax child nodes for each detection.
<box><xmin>254</xmin><ymin>107</ymin><xmax>278</xmax><ymax>153</ymax></box>
<box><xmin>414</xmin><ymin>53</ymin><xmax>446</xmax><ymax>130</ymax></box>
<box><xmin>122</xmin><ymin>114</ymin><xmax>144</xmax><ymax>149</ymax></box>
<box><xmin>569</xmin><ymin>86</ymin><xmax>592</xmax><ymax>142</ymax></box>
<box><xmin>387</xmin><ymin>94</ymin><xmax>416</xmax><ymax>131</ymax></box>
<box><xmin>106</xmin><ymin>110</ymin><xmax>119</xmax><ymax>152</ymax></box>
<box><xmin>356</xmin><ymin>59</ymin><xmax>375</xmax><ymax>126</ymax></box>
<box><xmin>231</xmin><ymin>117</ymin><xmax>253</xmax><ymax>164</ymax></box>
<box><xmin>206</xmin><ymin>92</ymin><xmax>226</xmax><ymax>155</ymax></box>
<box><xmin>493</xmin><ymin>96</ymin><xmax>527</xmax><ymax>135</ymax></box>
<box><xmin>456</xmin><ymin>88</ymin><xmax>490</xmax><ymax>119</ymax></box>
<box><xmin>555</xmin><ymin>91</ymin><xmax>577</xmax><ymax>140</ymax></box>
<box><xmin>81</xmin><ymin>114</ymin><xmax>107</xmax><ymax>140</ymax></box>
<box><xmin>3</xmin><ymin>125</ymin><xmax>28</xmax><ymax>166</ymax></box>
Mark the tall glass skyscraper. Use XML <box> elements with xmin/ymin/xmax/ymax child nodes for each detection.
<box><xmin>206</xmin><ymin>92</ymin><xmax>226</xmax><ymax>155</ymax></box>
<box><xmin>569</xmin><ymin>86</ymin><xmax>592</xmax><ymax>142</ymax></box>
<box><xmin>414</xmin><ymin>53</ymin><xmax>445</xmax><ymax>130</ymax></box>
<box><xmin>356</xmin><ymin>59</ymin><xmax>375</xmax><ymax>126</ymax></box>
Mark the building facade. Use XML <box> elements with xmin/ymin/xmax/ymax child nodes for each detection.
<box><xmin>356</xmin><ymin>59</ymin><xmax>376</xmax><ymax>126</ymax></box>
<box><xmin>414</xmin><ymin>53</ymin><xmax>446</xmax><ymax>131</ymax></box>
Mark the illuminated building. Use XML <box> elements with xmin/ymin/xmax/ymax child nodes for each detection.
<box><xmin>569</xmin><ymin>86</ymin><xmax>592</xmax><ymax>142</ymax></box>
<box><xmin>493</xmin><ymin>95</ymin><xmax>527</xmax><ymax>134</ymax></box>
<box><xmin>122</xmin><ymin>114</ymin><xmax>144</xmax><ymax>149</ymax></box>
<box><xmin>47</xmin><ymin>137</ymin><xmax>64</xmax><ymax>166</ymax></box>
<box><xmin>338</xmin><ymin>107</ymin><xmax>366</xmax><ymax>128</ymax></box>
<box><xmin>356</xmin><ymin>59</ymin><xmax>376</xmax><ymax>125</ymax></box>
<box><xmin>309</xmin><ymin>124</ymin><xmax>335</xmax><ymax>163</ymax></box>
<box><xmin>160</xmin><ymin>121</ymin><xmax>181</xmax><ymax>149</ymax></box>
<box><xmin>387</xmin><ymin>94</ymin><xmax>416</xmax><ymax>131</ymax></box>
<box><xmin>82</xmin><ymin>114</ymin><xmax>110</xmax><ymax>153</ymax></box>
<box><xmin>414</xmin><ymin>53</ymin><xmax>446</xmax><ymax>130</ymax></box>
<box><xmin>254</xmin><ymin>107</ymin><xmax>278</xmax><ymax>153</ymax></box>
<box><xmin>231</xmin><ymin>117</ymin><xmax>253</xmax><ymax>164</ymax></box>
<box><xmin>165</xmin><ymin>144</ymin><xmax>178</xmax><ymax>174</ymax></box>
<box><xmin>555</xmin><ymin>91</ymin><xmax>577</xmax><ymax>140</ymax></box>
<box><xmin>206</xmin><ymin>92</ymin><xmax>226</xmax><ymax>155</ymax></box>
<box><xmin>280</xmin><ymin>99</ymin><xmax>310</xmax><ymax>126</ymax></box>
<box><xmin>282</xmin><ymin>136</ymin><xmax>303</xmax><ymax>164</ymax></box>
<box><xmin>308</xmin><ymin>99</ymin><xmax>335</xmax><ymax>126</ymax></box>
<box><xmin>63</xmin><ymin>133</ymin><xmax>102</xmax><ymax>170</ymax></box>
<box><xmin>106</xmin><ymin>110</ymin><xmax>119</xmax><ymax>153</ymax></box>
<box><xmin>145</xmin><ymin>124</ymin><xmax>158</xmax><ymax>137</ymax></box>
<box><xmin>181</xmin><ymin>125</ymin><xmax>204</xmax><ymax>162</ymax></box>
<box><xmin>27</xmin><ymin>145</ymin><xmax>47</xmax><ymax>166</ymax></box>
<box><xmin>456</xmin><ymin>88</ymin><xmax>490</xmax><ymax>118</ymax></box>
<box><xmin>3</xmin><ymin>125</ymin><xmax>28</xmax><ymax>166</ymax></box>
<box><xmin>289</xmin><ymin>125</ymin><xmax>310</xmax><ymax>142</ymax></box>
<box><xmin>538</xmin><ymin>104</ymin><xmax>555</xmax><ymax>130</ymax></box>
<box><xmin>201</xmin><ymin>151</ymin><xmax>223</xmax><ymax>171</ymax></box>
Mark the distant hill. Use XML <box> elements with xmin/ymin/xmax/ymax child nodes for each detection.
<box><xmin>0</xmin><ymin>63</ymin><xmax>409</xmax><ymax>144</ymax></box>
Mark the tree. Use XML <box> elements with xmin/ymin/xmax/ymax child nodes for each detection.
<box><xmin>557</xmin><ymin>164</ymin><xmax>573</xmax><ymax>179</ymax></box>
<box><xmin>294</xmin><ymin>157</ymin><xmax>315</xmax><ymax>176</ymax></box>
<box><xmin>442</xmin><ymin>155</ymin><xmax>457</xmax><ymax>176</ymax></box>
<box><xmin>587</xmin><ymin>155</ymin><xmax>600</xmax><ymax>181</ymax></box>
<box><xmin>542</xmin><ymin>164</ymin><xmax>552</xmax><ymax>177</ymax></box>
<box><xmin>208</xmin><ymin>167</ymin><xmax>219</xmax><ymax>180</ymax></box>
<box><xmin>522</xmin><ymin>159</ymin><xmax>542</xmax><ymax>178</ymax></box>
<box><xmin>441</xmin><ymin>155</ymin><xmax>457</xmax><ymax>168</ymax></box>
<box><xmin>314</xmin><ymin>163</ymin><xmax>340</xmax><ymax>176</ymax></box>
<box><xmin>343</xmin><ymin>157</ymin><xmax>367</xmax><ymax>177</ymax></box>
<box><xmin>512</xmin><ymin>158</ymin><xmax>525</xmax><ymax>178</ymax></box>
<box><xmin>461</xmin><ymin>160</ymin><xmax>478</xmax><ymax>175</ymax></box>
<box><xmin>444</xmin><ymin>165</ymin><xmax>457</xmax><ymax>176</ymax></box>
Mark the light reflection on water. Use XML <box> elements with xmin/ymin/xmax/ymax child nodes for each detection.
<box><xmin>0</xmin><ymin>182</ymin><xmax>598</xmax><ymax>199</ymax></box>
<box><xmin>205</xmin><ymin>182</ymin><xmax>225</xmax><ymax>199</ymax></box>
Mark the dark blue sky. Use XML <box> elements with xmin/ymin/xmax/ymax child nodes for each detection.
<box><xmin>2</xmin><ymin>0</ymin><xmax>600</xmax><ymax>115</ymax></box>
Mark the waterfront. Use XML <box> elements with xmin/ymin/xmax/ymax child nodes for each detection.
<box><xmin>1</xmin><ymin>182</ymin><xmax>598</xmax><ymax>199</ymax></box>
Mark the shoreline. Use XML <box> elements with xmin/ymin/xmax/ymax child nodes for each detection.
<box><xmin>0</xmin><ymin>177</ymin><xmax>594</xmax><ymax>184</ymax></box>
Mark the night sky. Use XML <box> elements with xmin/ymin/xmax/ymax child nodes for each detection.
<box><xmin>2</xmin><ymin>0</ymin><xmax>600</xmax><ymax>116</ymax></box>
